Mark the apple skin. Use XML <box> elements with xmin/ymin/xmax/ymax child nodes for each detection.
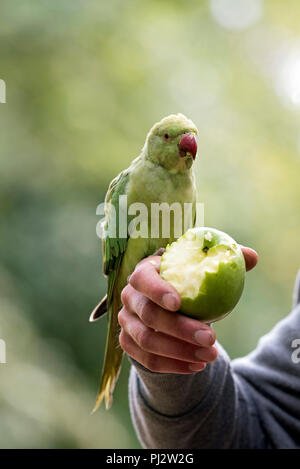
<box><xmin>160</xmin><ymin>227</ymin><xmax>246</xmax><ymax>323</ymax></box>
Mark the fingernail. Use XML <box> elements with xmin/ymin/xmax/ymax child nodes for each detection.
<box><xmin>189</xmin><ymin>363</ymin><xmax>207</xmax><ymax>372</ymax></box>
<box><xmin>162</xmin><ymin>293</ymin><xmax>178</xmax><ymax>310</ymax></box>
<box><xmin>194</xmin><ymin>330</ymin><xmax>213</xmax><ymax>346</ymax></box>
<box><xmin>194</xmin><ymin>349</ymin><xmax>205</xmax><ymax>361</ymax></box>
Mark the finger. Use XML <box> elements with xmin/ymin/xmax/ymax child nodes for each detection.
<box><xmin>118</xmin><ymin>306</ymin><xmax>218</xmax><ymax>363</ymax></box>
<box><xmin>240</xmin><ymin>246</ymin><xmax>258</xmax><ymax>272</ymax></box>
<box><xmin>119</xmin><ymin>329</ymin><xmax>208</xmax><ymax>374</ymax></box>
<box><xmin>129</xmin><ymin>256</ymin><xmax>181</xmax><ymax>311</ymax></box>
<box><xmin>121</xmin><ymin>285</ymin><xmax>216</xmax><ymax>347</ymax></box>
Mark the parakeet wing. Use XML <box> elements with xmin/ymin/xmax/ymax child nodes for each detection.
<box><xmin>102</xmin><ymin>169</ymin><xmax>131</xmax><ymax>306</ymax></box>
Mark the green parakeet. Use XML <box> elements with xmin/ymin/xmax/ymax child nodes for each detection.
<box><xmin>90</xmin><ymin>113</ymin><xmax>198</xmax><ymax>411</ymax></box>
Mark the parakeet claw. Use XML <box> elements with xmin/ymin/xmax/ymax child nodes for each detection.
<box><xmin>152</xmin><ymin>247</ymin><xmax>166</xmax><ymax>256</ymax></box>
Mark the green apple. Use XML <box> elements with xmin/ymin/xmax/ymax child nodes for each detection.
<box><xmin>160</xmin><ymin>227</ymin><xmax>246</xmax><ymax>323</ymax></box>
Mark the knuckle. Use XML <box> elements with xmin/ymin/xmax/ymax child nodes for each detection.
<box><xmin>119</xmin><ymin>329</ymin><xmax>128</xmax><ymax>352</ymax></box>
<box><xmin>144</xmin><ymin>354</ymin><xmax>159</xmax><ymax>372</ymax></box>
<box><xmin>138</xmin><ymin>298</ymin><xmax>154</xmax><ymax>326</ymax></box>
<box><xmin>171</xmin><ymin>314</ymin><xmax>186</xmax><ymax>337</ymax></box>
<box><xmin>129</xmin><ymin>265</ymin><xmax>144</xmax><ymax>289</ymax></box>
<box><xmin>136</xmin><ymin>327</ymin><xmax>153</xmax><ymax>351</ymax></box>
<box><xmin>121</xmin><ymin>285</ymin><xmax>130</xmax><ymax>306</ymax></box>
<box><xmin>128</xmin><ymin>269</ymin><xmax>139</xmax><ymax>288</ymax></box>
<box><xmin>117</xmin><ymin>308</ymin><xmax>125</xmax><ymax>327</ymax></box>
<box><xmin>142</xmin><ymin>309</ymin><xmax>155</xmax><ymax>328</ymax></box>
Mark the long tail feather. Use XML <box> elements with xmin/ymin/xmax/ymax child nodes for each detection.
<box><xmin>92</xmin><ymin>294</ymin><xmax>123</xmax><ymax>412</ymax></box>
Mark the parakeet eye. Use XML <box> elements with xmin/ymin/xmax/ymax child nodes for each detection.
<box><xmin>163</xmin><ymin>133</ymin><xmax>170</xmax><ymax>141</ymax></box>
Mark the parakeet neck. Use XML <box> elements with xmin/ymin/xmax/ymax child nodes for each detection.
<box><xmin>141</xmin><ymin>146</ymin><xmax>157</xmax><ymax>167</ymax></box>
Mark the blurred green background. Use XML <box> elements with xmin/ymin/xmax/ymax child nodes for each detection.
<box><xmin>0</xmin><ymin>0</ymin><xmax>299</xmax><ymax>448</ymax></box>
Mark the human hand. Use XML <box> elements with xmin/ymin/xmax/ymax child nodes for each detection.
<box><xmin>118</xmin><ymin>246</ymin><xmax>258</xmax><ymax>374</ymax></box>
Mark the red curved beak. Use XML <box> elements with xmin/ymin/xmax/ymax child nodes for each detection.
<box><xmin>178</xmin><ymin>134</ymin><xmax>197</xmax><ymax>159</ymax></box>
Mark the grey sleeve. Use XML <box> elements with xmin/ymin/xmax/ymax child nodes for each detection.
<box><xmin>128</xmin><ymin>270</ymin><xmax>300</xmax><ymax>449</ymax></box>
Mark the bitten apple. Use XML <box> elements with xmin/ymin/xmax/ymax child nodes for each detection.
<box><xmin>160</xmin><ymin>227</ymin><xmax>246</xmax><ymax>323</ymax></box>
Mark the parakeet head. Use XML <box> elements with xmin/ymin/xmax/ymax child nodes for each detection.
<box><xmin>144</xmin><ymin>113</ymin><xmax>198</xmax><ymax>171</ymax></box>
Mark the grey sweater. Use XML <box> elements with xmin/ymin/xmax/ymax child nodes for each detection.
<box><xmin>128</xmin><ymin>271</ymin><xmax>300</xmax><ymax>449</ymax></box>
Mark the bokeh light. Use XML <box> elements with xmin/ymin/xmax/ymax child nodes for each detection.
<box><xmin>210</xmin><ymin>0</ymin><xmax>263</xmax><ymax>30</ymax></box>
<box><xmin>275</xmin><ymin>47</ymin><xmax>300</xmax><ymax>107</ymax></box>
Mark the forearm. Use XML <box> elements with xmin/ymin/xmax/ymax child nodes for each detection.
<box><xmin>130</xmin><ymin>293</ymin><xmax>300</xmax><ymax>449</ymax></box>
<box><xmin>129</xmin><ymin>343</ymin><xmax>263</xmax><ymax>449</ymax></box>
